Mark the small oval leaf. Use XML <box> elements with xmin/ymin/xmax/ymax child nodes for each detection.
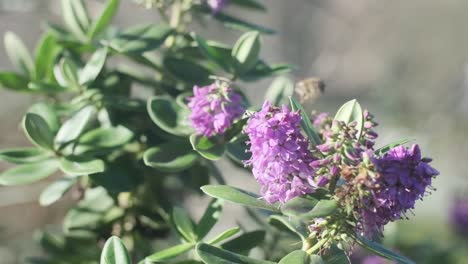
<box><xmin>0</xmin><ymin>159</ymin><xmax>59</xmax><ymax>186</ymax></box>
<box><xmin>78</xmin><ymin>125</ymin><xmax>133</xmax><ymax>148</ymax></box>
<box><xmin>232</xmin><ymin>31</ymin><xmax>261</xmax><ymax>74</ymax></box>
<box><xmin>190</xmin><ymin>135</ymin><xmax>226</xmax><ymax>161</ymax></box>
<box><xmin>146</xmin><ymin>243</ymin><xmax>195</xmax><ymax>263</ymax></box>
<box><xmin>143</xmin><ymin>142</ymin><xmax>198</xmax><ymax>173</ymax></box>
<box><xmin>59</xmin><ymin>157</ymin><xmax>105</xmax><ymax>176</ymax></box>
<box><xmin>147</xmin><ymin>96</ymin><xmax>193</xmax><ymax>137</ymax></box>
<box><xmin>100</xmin><ymin>236</ymin><xmax>131</xmax><ymax>264</ymax></box>
<box><xmin>79</xmin><ymin>48</ymin><xmax>108</xmax><ymax>85</ymax></box>
<box><xmin>289</xmin><ymin>97</ymin><xmax>321</xmax><ymax>146</ymax></box>
<box><xmin>173</xmin><ymin>207</ymin><xmax>196</xmax><ymax>242</ymax></box>
<box><xmin>333</xmin><ymin>99</ymin><xmax>364</xmax><ymax>140</ymax></box>
<box><xmin>55</xmin><ymin>106</ymin><xmax>95</xmax><ymax>145</ymax></box>
<box><xmin>201</xmin><ymin>185</ymin><xmax>279</xmax><ymax>212</ymax></box>
<box><xmin>196</xmin><ymin>243</ymin><xmax>274</xmax><ymax>264</ymax></box>
<box><xmin>208</xmin><ymin>227</ymin><xmax>241</xmax><ymax>245</ymax></box>
<box><xmin>4</xmin><ymin>31</ymin><xmax>34</xmax><ymax>76</ymax></box>
<box><xmin>279</xmin><ymin>250</ymin><xmax>307</xmax><ymax>264</ymax></box>
<box><xmin>39</xmin><ymin>177</ymin><xmax>77</xmax><ymax>206</ymax></box>
<box><xmin>23</xmin><ymin>113</ymin><xmax>55</xmax><ymax>150</ymax></box>
<box><xmin>0</xmin><ymin>148</ymin><xmax>50</xmax><ymax>164</ymax></box>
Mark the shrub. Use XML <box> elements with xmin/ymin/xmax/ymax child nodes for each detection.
<box><xmin>0</xmin><ymin>1</ymin><xmax>438</xmax><ymax>264</ymax></box>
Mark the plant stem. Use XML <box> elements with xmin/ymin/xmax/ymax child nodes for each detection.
<box><xmin>306</xmin><ymin>238</ymin><xmax>328</xmax><ymax>255</ymax></box>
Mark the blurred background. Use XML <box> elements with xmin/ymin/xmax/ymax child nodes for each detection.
<box><xmin>0</xmin><ymin>0</ymin><xmax>466</xmax><ymax>263</ymax></box>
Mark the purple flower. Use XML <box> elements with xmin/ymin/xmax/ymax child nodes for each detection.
<box><xmin>451</xmin><ymin>197</ymin><xmax>468</xmax><ymax>236</ymax></box>
<box><xmin>312</xmin><ymin>112</ymin><xmax>330</xmax><ymax>127</ymax></box>
<box><xmin>361</xmin><ymin>110</ymin><xmax>379</xmax><ymax>149</ymax></box>
<box><xmin>207</xmin><ymin>0</ymin><xmax>229</xmax><ymax>13</ymax></box>
<box><xmin>188</xmin><ymin>83</ymin><xmax>245</xmax><ymax>137</ymax></box>
<box><xmin>359</xmin><ymin>144</ymin><xmax>439</xmax><ymax>237</ymax></box>
<box><xmin>244</xmin><ymin>101</ymin><xmax>318</xmax><ymax>204</ymax></box>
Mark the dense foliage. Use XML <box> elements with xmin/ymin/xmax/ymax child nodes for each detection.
<box><xmin>0</xmin><ymin>1</ymin><xmax>440</xmax><ymax>264</ymax></box>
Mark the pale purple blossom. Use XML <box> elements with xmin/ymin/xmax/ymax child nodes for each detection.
<box><xmin>359</xmin><ymin>144</ymin><xmax>439</xmax><ymax>237</ymax></box>
<box><xmin>207</xmin><ymin>0</ymin><xmax>229</xmax><ymax>13</ymax></box>
<box><xmin>188</xmin><ymin>83</ymin><xmax>245</xmax><ymax>137</ymax></box>
<box><xmin>244</xmin><ymin>101</ymin><xmax>318</xmax><ymax>203</ymax></box>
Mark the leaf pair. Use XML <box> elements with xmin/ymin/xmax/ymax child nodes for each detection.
<box><xmin>62</xmin><ymin>0</ymin><xmax>120</xmax><ymax>42</ymax></box>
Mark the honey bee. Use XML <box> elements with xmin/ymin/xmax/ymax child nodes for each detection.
<box><xmin>295</xmin><ymin>78</ymin><xmax>325</xmax><ymax>103</ymax></box>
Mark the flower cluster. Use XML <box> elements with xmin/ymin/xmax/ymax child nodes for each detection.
<box><xmin>361</xmin><ymin>110</ymin><xmax>379</xmax><ymax>150</ymax></box>
<box><xmin>187</xmin><ymin>83</ymin><xmax>245</xmax><ymax>138</ymax></box>
<box><xmin>311</xmin><ymin>112</ymin><xmax>333</xmax><ymax>140</ymax></box>
<box><xmin>207</xmin><ymin>0</ymin><xmax>229</xmax><ymax>13</ymax></box>
<box><xmin>310</xmin><ymin>110</ymin><xmax>438</xmax><ymax>238</ymax></box>
<box><xmin>244</xmin><ymin>100</ymin><xmax>439</xmax><ymax>245</ymax></box>
<box><xmin>358</xmin><ymin>144</ymin><xmax>439</xmax><ymax>237</ymax></box>
<box><xmin>244</xmin><ymin>102</ymin><xmax>319</xmax><ymax>203</ymax></box>
<box><xmin>451</xmin><ymin>197</ymin><xmax>468</xmax><ymax>236</ymax></box>
<box><xmin>311</xmin><ymin>120</ymin><xmax>370</xmax><ymax>192</ymax></box>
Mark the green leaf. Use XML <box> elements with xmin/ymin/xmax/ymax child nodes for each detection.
<box><xmin>0</xmin><ymin>72</ymin><xmax>29</xmax><ymax>91</ymax></box>
<box><xmin>196</xmin><ymin>199</ymin><xmax>224</xmax><ymax>240</ymax></box>
<box><xmin>39</xmin><ymin>177</ymin><xmax>77</xmax><ymax>206</ymax></box>
<box><xmin>28</xmin><ymin>102</ymin><xmax>60</xmax><ymax>133</ymax></box>
<box><xmin>289</xmin><ymin>97</ymin><xmax>322</xmax><ymax>146</ymax></box>
<box><xmin>78</xmin><ymin>125</ymin><xmax>133</xmax><ymax>148</ymax></box>
<box><xmin>352</xmin><ymin>234</ymin><xmax>415</xmax><ymax>264</ymax></box>
<box><xmin>105</xmin><ymin>24</ymin><xmax>172</xmax><ymax>54</ymax></box>
<box><xmin>303</xmin><ymin>200</ymin><xmax>339</xmax><ymax>219</ymax></box>
<box><xmin>55</xmin><ymin>106</ymin><xmax>95</xmax><ymax>145</ymax></box>
<box><xmin>192</xmin><ymin>34</ymin><xmax>233</xmax><ymax>72</ymax></box>
<box><xmin>213</xmin><ymin>13</ymin><xmax>275</xmax><ymax>34</ymax></box>
<box><xmin>278</xmin><ymin>250</ymin><xmax>307</xmax><ymax>264</ymax></box>
<box><xmin>58</xmin><ymin>58</ymin><xmax>80</xmax><ymax>88</ymax></box>
<box><xmin>88</xmin><ymin>0</ymin><xmax>120</xmax><ymax>39</ymax></box>
<box><xmin>196</xmin><ymin>243</ymin><xmax>274</xmax><ymax>264</ymax></box>
<box><xmin>100</xmin><ymin>236</ymin><xmax>131</xmax><ymax>264</ymax></box>
<box><xmin>374</xmin><ymin>138</ymin><xmax>411</xmax><ymax>156</ymax></box>
<box><xmin>4</xmin><ymin>31</ymin><xmax>34</xmax><ymax>76</ymax></box>
<box><xmin>221</xmin><ymin>230</ymin><xmax>265</xmax><ymax>254</ymax></box>
<box><xmin>146</xmin><ymin>243</ymin><xmax>195</xmax><ymax>263</ymax></box>
<box><xmin>0</xmin><ymin>159</ymin><xmax>59</xmax><ymax>186</ymax></box>
<box><xmin>230</xmin><ymin>0</ymin><xmax>266</xmax><ymax>11</ymax></box>
<box><xmin>226</xmin><ymin>142</ymin><xmax>250</xmax><ymax>166</ymax></box>
<box><xmin>173</xmin><ymin>207</ymin><xmax>197</xmax><ymax>242</ymax></box>
<box><xmin>23</xmin><ymin>113</ymin><xmax>55</xmax><ymax>150</ymax></box>
<box><xmin>281</xmin><ymin>196</ymin><xmax>319</xmax><ymax>218</ymax></box>
<box><xmin>28</xmin><ymin>80</ymin><xmax>70</xmax><ymax>93</ymax></box>
<box><xmin>224</xmin><ymin>118</ymin><xmax>248</xmax><ymax>143</ymax></box>
<box><xmin>208</xmin><ymin>227</ymin><xmax>241</xmax><ymax>245</ymax></box>
<box><xmin>232</xmin><ymin>31</ymin><xmax>261</xmax><ymax>74</ymax></box>
<box><xmin>268</xmin><ymin>215</ymin><xmax>308</xmax><ymax>241</ymax></box>
<box><xmin>190</xmin><ymin>135</ymin><xmax>226</xmax><ymax>161</ymax></box>
<box><xmin>333</xmin><ymin>99</ymin><xmax>364</xmax><ymax>140</ymax></box>
<box><xmin>0</xmin><ymin>148</ymin><xmax>50</xmax><ymax>164</ymax></box>
<box><xmin>201</xmin><ymin>185</ymin><xmax>280</xmax><ymax>212</ymax></box>
<box><xmin>79</xmin><ymin>48</ymin><xmax>108</xmax><ymax>85</ymax></box>
<box><xmin>59</xmin><ymin>157</ymin><xmax>105</xmax><ymax>176</ymax></box>
<box><xmin>61</xmin><ymin>0</ymin><xmax>89</xmax><ymax>42</ymax></box>
<box><xmin>308</xmin><ymin>255</ymin><xmax>325</xmax><ymax>264</ymax></box>
<box><xmin>143</xmin><ymin>142</ymin><xmax>198</xmax><ymax>172</ymax></box>
<box><xmin>64</xmin><ymin>187</ymin><xmax>114</xmax><ymax>230</ymax></box>
<box><xmin>164</xmin><ymin>56</ymin><xmax>212</xmax><ymax>84</ymax></box>
<box><xmin>265</xmin><ymin>77</ymin><xmax>294</xmax><ymax>106</ymax></box>
<box><xmin>147</xmin><ymin>96</ymin><xmax>193</xmax><ymax>136</ymax></box>
<box><xmin>241</xmin><ymin>62</ymin><xmax>293</xmax><ymax>81</ymax></box>
<box><xmin>35</xmin><ymin>33</ymin><xmax>60</xmax><ymax>81</ymax></box>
